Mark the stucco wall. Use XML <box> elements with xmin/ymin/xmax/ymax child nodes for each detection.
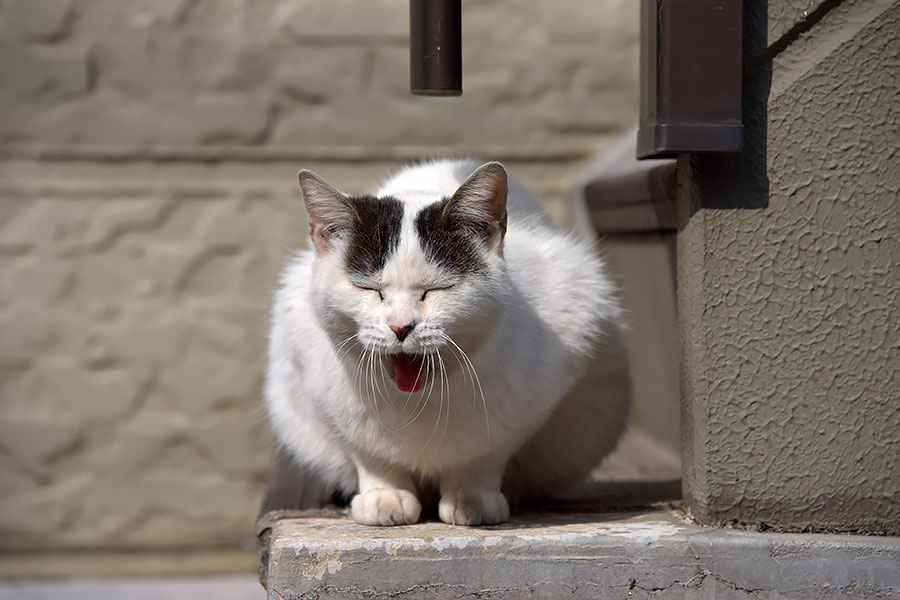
<box><xmin>679</xmin><ymin>0</ymin><xmax>900</xmax><ymax>533</ymax></box>
<box><xmin>0</xmin><ymin>0</ymin><xmax>640</xmax><ymax>563</ymax></box>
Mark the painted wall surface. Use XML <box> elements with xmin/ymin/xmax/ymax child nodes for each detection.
<box><xmin>0</xmin><ymin>0</ymin><xmax>640</xmax><ymax>562</ymax></box>
<box><xmin>678</xmin><ymin>0</ymin><xmax>900</xmax><ymax>533</ymax></box>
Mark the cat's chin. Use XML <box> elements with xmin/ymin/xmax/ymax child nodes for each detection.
<box><xmin>389</xmin><ymin>353</ymin><xmax>429</xmax><ymax>393</ymax></box>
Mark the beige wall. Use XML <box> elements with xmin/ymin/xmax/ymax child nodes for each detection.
<box><xmin>0</xmin><ymin>0</ymin><xmax>638</xmax><ymax>158</ymax></box>
<box><xmin>0</xmin><ymin>0</ymin><xmax>640</xmax><ymax>569</ymax></box>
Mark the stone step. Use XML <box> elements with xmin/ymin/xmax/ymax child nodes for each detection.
<box><xmin>264</xmin><ymin>507</ymin><xmax>900</xmax><ymax>599</ymax></box>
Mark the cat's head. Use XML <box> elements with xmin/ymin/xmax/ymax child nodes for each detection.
<box><xmin>298</xmin><ymin>162</ymin><xmax>510</xmax><ymax>392</ymax></box>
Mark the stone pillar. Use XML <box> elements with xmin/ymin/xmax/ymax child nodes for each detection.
<box><xmin>677</xmin><ymin>0</ymin><xmax>900</xmax><ymax>534</ymax></box>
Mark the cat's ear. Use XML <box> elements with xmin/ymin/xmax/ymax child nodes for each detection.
<box><xmin>298</xmin><ymin>170</ymin><xmax>357</xmax><ymax>253</ymax></box>
<box><xmin>447</xmin><ymin>162</ymin><xmax>508</xmax><ymax>250</ymax></box>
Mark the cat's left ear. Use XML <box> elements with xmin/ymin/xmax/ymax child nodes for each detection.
<box><xmin>447</xmin><ymin>162</ymin><xmax>508</xmax><ymax>251</ymax></box>
<box><xmin>298</xmin><ymin>170</ymin><xmax>358</xmax><ymax>254</ymax></box>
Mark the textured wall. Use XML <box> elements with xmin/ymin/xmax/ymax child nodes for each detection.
<box><xmin>679</xmin><ymin>0</ymin><xmax>900</xmax><ymax>533</ymax></box>
<box><xmin>0</xmin><ymin>0</ymin><xmax>640</xmax><ymax>560</ymax></box>
<box><xmin>0</xmin><ymin>0</ymin><xmax>638</xmax><ymax>152</ymax></box>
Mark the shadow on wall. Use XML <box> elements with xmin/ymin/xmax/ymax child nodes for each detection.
<box><xmin>687</xmin><ymin>0</ymin><xmax>861</xmax><ymax>213</ymax></box>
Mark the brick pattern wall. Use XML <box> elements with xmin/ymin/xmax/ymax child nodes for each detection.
<box><xmin>0</xmin><ymin>0</ymin><xmax>639</xmax><ymax>555</ymax></box>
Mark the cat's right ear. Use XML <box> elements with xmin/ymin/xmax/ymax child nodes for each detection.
<box><xmin>298</xmin><ymin>170</ymin><xmax>357</xmax><ymax>253</ymax></box>
<box><xmin>446</xmin><ymin>162</ymin><xmax>509</xmax><ymax>251</ymax></box>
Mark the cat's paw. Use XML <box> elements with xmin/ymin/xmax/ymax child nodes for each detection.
<box><xmin>351</xmin><ymin>488</ymin><xmax>422</xmax><ymax>526</ymax></box>
<box><xmin>438</xmin><ymin>489</ymin><xmax>510</xmax><ymax>526</ymax></box>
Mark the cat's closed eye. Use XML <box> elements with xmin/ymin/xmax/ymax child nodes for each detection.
<box><xmin>420</xmin><ymin>286</ymin><xmax>454</xmax><ymax>301</ymax></box>
<box><xmin>353</xmin><ymin>284</ymin><xmax>384</xmax><ymax>301</ymax></box>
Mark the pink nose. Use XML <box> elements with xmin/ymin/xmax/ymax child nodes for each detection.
<box><xmin>390</xmin><ymin>324</ymin><xmax>414</xmax><ymax>342</ymax></box>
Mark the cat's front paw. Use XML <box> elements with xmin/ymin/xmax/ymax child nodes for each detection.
<box><xmin>351</xmin><ymin>488</ymin><xmax>422</xmax><ymax>526</ymax></box>
<box><xmin>439</xmin><ymin>489</ymin><xmax>510</xmax><ymax>526</ymax></box>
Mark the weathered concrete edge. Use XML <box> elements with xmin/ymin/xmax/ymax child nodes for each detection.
<box><xmin>266</xmin><ymin>514</ymin><xmax>900</xmax><ymax>599</ymax></box>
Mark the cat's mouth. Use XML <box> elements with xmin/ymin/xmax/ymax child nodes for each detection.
<box><xmin>389</xmin><ymin>353</ymin><xmax>428</xmax><ymax>393</ymax></box>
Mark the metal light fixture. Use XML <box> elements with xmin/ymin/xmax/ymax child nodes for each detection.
<box><xmin>410</xmin><ymin>0</ymin><xmax>462</xmax><ymax>96</ymax></box>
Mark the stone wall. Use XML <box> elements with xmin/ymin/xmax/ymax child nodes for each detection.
<box><xmin>678</xmin><ymin>0</ymin><xmax>900</xmax><ymax>534</ymax></box>
<box><xmin>0</xmin><ymin>0</ymin><xmax>638</xmax><ymax>154</ymax></box>
<box><xmin>0</xmin><ymin>0</ymin><xmax>640</xmax><ymax>565</ymax></box>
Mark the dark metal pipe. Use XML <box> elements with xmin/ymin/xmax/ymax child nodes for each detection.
<box><xmin>410</xmin><ymin>0</ymin><xmax>462</xmax><ymax>96</ymax></box>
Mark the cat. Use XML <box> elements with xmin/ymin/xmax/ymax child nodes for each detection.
<box><xmin>265</xmin><ymin>159</ymin><xmax>630</xmax><ymax>526</ymax></box>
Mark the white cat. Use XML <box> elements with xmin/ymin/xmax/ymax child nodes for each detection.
<box><xmin>265</xmin><ymin>159</ymin><xmax>630</xmax><ymax>526</ymax></box>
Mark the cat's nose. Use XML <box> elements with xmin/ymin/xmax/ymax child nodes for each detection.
<box><xmin>390</xmin><ymin>324</ymin><xmax>415</xmax><ymax>342</ymax></box>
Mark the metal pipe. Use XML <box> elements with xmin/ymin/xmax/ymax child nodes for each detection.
<box><xmin>409</xmin><ymin>0</ymin><xmax>462</xmax><ymax>96</ymax></box>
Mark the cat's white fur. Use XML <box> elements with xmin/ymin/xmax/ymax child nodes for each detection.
<box><xmin>266</xmin><ymin>159</ymin><xmax>630</xmax><ymax>526</ymax></box>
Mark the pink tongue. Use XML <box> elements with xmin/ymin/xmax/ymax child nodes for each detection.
<box><xmin>392</xmin><ymin>354</ymin><xmax>427</xmax><ymax>393</ymax></box>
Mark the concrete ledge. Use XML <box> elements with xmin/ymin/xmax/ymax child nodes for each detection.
<box><xmin>266</xmin><ymin>508</ymin><xmax>900</xmax><ymax>599</ymax></box>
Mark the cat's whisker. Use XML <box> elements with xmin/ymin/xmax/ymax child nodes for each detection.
<box><xmin>416</xmin><ymin>350</ymin><xmax>439</xmax><ymax>427</ymax></box>
<box><xmin>357</xmin><ymin>345</ymin><xmax>383</xmax><ymax>428</ymax></box>
<box><xmin>356</xmin><ymin>345</ymin><xmax>370</xmax><ymax>410</ymax></box>
<box><xmin>441</xmin><ymin>332</ymin><xmax>489</xmax><ymax>441</ymax></box>
<box><xmin>351</xmin><ymin>343</ymin><xmax>366</xmax><ymax>390</ymax></box>
<box><xmin>391</xmin><ymin>346</ymin><xmax>436</xmax><ymax>433</ymax></box>
<box><xmin>352</xmin><ymin>346</ymin><xmax>381</xmax><ymax>428</ymax></box>
<box><xmin>339</xmin><ymin>341</ymin><xmax>362</xmax><ymax>364</ymax></box>
<box><xmin>436</xmin><ymin>348</ymin><xmax>451</xmax><ymax>448</ymax></box>
<box><xmin>365</xmin><ymin>346</ymin><xmax>374</xmax><ymax>405</ymax></box>
<box><xmin>424</xmin><ymin>348</ymin><xmax>447</xmax><ymax>451</ymax></box>
<box><xmin>373</xmin><ymin>354</ymin><xmax>398</xmax><ymax>415</ymax></box>
<box><xmin>444</xmin><ymin>336</ymin><xmax>483</xmax><ymax>406</ymax></box>
<box><xmin>400</xmin><ymin>346</ymin><xmax>435</xmax><ymax>429</ymax></box>
<box><xmin>426</xmin><ymin>348</ymin><xmax>438</xmax><ymax>405</ymax></box>
<box><xmin>393</xmin><ymin>348</ymin><xmax>433</xmax><ymax>432</ymax></box>
<box><xmin>337</xmin><ymin>334</ymin><xmax>367</xmax><ymax>375</ymax></box>
<box><xmin>367</xmin><ymin>346</ymin><xmax>390</xmax><ymax>428</ymax></box>
<box><xmin>402</xmin><ymin>350</ymin><xmax>430</xmax><ymax>411</ymax></box>
<box><xmin>334</xmin><ymin>333</ymin><xmax>359</xmax><ymax>360</ymax></box>
<box><xmin>367</xmin><ymin>348</ymin><xmax>380</xmax><ymax>405</ymax></box>
<box><xmin>400</xmin><ymin>384</ymin><xmax>416</xmax><ymax>413</ymax></box>
<box><xmin>442</xmin><ymin>338</ymin><xmax>474</xmax><ymax>410</ymax></box>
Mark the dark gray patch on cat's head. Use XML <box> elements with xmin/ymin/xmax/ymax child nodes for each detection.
<box><xmin>415</xmin><ymin>198</ymin><xmax>489</xmax><ymax>276</ymax></box>
<box><xmin>344</xmin><ymin>195</ymin><xmax>404</xmax><ymax>276</ymax></box>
